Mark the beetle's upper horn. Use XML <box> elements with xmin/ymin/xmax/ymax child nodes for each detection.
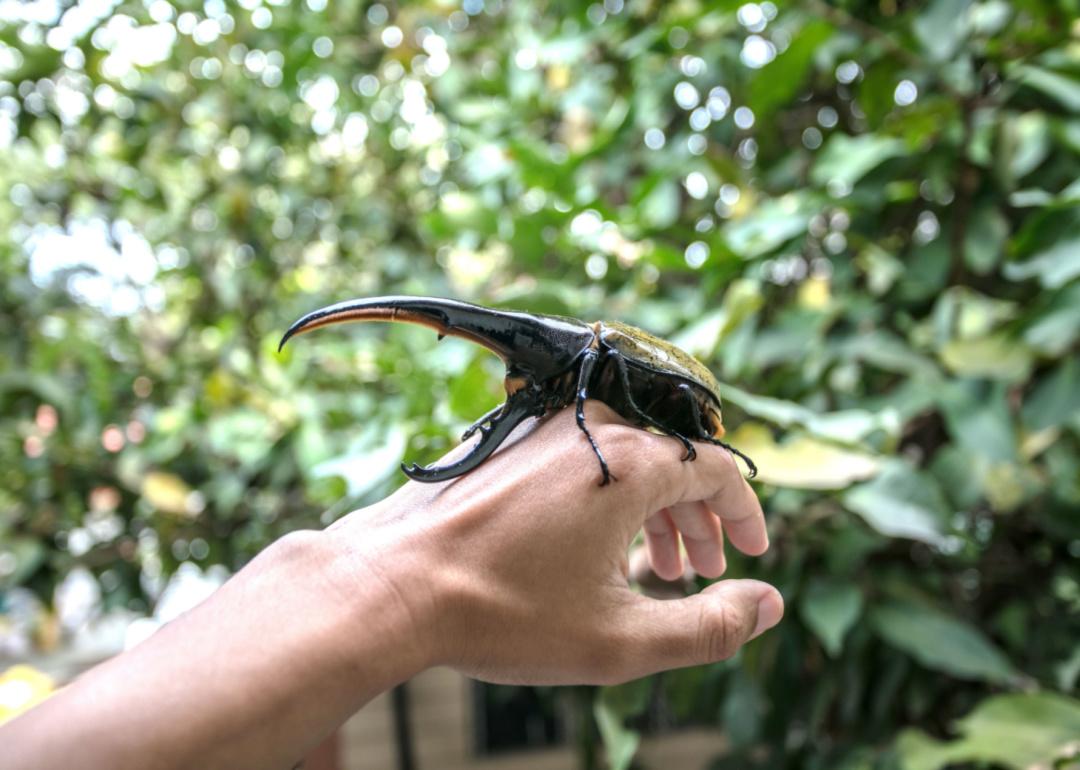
<box><xmin>279</xmin><ymin>296</ymin><xmax>594</xmax><ymax>381</ymax></box>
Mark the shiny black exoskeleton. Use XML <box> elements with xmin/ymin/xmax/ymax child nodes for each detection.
<box><xmin>280</xmin><ymin>296</ymin><xmax>756</xmax><ymax>485</ymax></box>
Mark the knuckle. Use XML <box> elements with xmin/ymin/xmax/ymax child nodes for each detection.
<box><xmin>715</xmin><ymin>443</ymin><xmax>742</xmax><ymax>479</ymax></box>
<box><xmin>270</xmin><ymin>529</ymin><xmax>320</xmax><ymax>563</ymax></box>
<box><xmin>696</xmin><ymin>601</ymin><xmax>741</xmax><ymax>663</ymax></box>
<box><xmin>596</xmin><ymin>422</ymin><xmax>647</xmax><ymax>464</ymax></box>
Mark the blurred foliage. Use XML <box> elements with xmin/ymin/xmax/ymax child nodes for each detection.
<box><xmin>2</xmin><ymin>0</ymin><xmax>1080</xmax><ymax>767</ymax></box>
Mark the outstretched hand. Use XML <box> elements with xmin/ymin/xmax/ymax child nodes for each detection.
<box><xmin>329</xmin><ymin>400</ymin><xmax>783</xmax><ymax>685</ymax></box>
<box><xmin>2</xmin><ymin>401</ymin><xmax>782</xmax><ymax>770</ymax></box>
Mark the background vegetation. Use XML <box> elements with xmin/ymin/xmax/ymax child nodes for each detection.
<box><xmin>2</xmin><ymin>0</ymin><xmax>1079</xmax><ymax>767</ymax></box>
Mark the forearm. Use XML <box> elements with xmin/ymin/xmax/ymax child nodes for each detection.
<box><xmin>1</xmin><ymin>528</ymin><xmax>428</xmax><ymax>770</ymax></box>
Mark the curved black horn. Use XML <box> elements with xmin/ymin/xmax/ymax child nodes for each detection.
<box><xmin>279</xmin><ymin>296</ymin><xmax>594</xmax><ymax>381</ymax></box>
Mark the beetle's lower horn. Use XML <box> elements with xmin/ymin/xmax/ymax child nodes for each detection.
<box><xmin>401</xmin><ymin>392</ymin><xmax>539</xmax><ymax>483</ymax></box>
<box><xmin>279</xmin><ymin>296</ymin><xmax>593</xmax><ymax>381</ymax></box>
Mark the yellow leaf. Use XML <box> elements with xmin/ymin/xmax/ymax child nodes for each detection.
<box><xmin>0</xmin><ymin>665</ymin><xmax>55</xmax><ymax>725</ymax></box>
<box><xmin>727</xmin><ymin>422</ymin><xmax>881</xmax><ymax>490</ymax></box>
<box><xmin>142</xmin><ymin>471</ymin><xmax>195</xmax><ymax>516</ymax></box>
<box><xmin>983</xmin><ymin>461</ymin><xmax>1025</xmax><ymax>513</ymax></box>
<box><xmin>798</xmin><ymin>276</ymin><xmax>832</xmax><ymax>309</ymax></box>
<box><xmin>939</xmin><ymin>334</ymin><xmax>1033</xmax><ymax>380</ymax></box>
<box><xmin>203</xmin><ymin>368</ymin><xmax>238</xmax><ymax>408</ymax></box>
<box><xmin>547</xmin><ymin>64</ymin><xmax>570</xmax><ymax>90</ymax></box>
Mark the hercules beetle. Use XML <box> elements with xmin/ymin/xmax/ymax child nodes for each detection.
<box><xmin>279</xmin><ymin>296</ymin><xmax>756</xmax><ymax>486</ymax></box>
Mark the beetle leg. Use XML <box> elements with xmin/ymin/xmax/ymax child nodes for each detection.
<box><xmin>673</xmin><ymin>382</ymin><xmax>758</xmax><ymax>478</ymax></box>
<box><xmin>402</xmin><ymin>392</ymin><xmax>542</xmax><ymax>483</ymax></box>
<box><xmin>606</xmin><ymin>349</ymin><xmax>697</xmax><ymax>462</ymax></box>
<box><xmin>575</xmin><ymin>349</ymin><xmax>616</xmax><ymax>486</ymax></box>
<box><xmin>461</xmin><ymin>402</ymin><xmax>507</xmax><ymax>441</ymax></box>
<box><xmin>702</xmin><ymin>437</ymin><xmax>758</xmax><ymax>479</ymax></box>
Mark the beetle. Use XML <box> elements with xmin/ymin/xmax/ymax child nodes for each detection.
<box><xmin>279</xmin><ymin>295</ymin><xmax>756</xmax><ymax>486</ymax></box>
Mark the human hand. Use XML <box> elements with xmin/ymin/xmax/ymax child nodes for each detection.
<box><xmin>0</xmin><ymin>402</ymin><xmax>781</xmax><ymax>770</ymax></box>
<box><xmin>327</xmin><ymin>400</ymin><xmax>783</xmax><ymax>686</ymax></box>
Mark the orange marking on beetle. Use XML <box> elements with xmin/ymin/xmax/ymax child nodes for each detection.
<box><xmin>505</xmin><ymin>376</ymin><xmax>528</xmax><ymax>395</ymax></box>
<box><xmin>709</xmin><ymin>408</ymin><xmax>726</xmax><ymax>439</ymax></box>
<box><xmin>589</xmin><ymin>321</ymin><xmax>603</xmax><ymax>349</ymax></box>
<box><xmin>287</xmin><ymin>307</ymin><xmax>508</xmax><ymax>362</ymax></box>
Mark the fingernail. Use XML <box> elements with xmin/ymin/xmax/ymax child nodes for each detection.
<box><xmin>750</xmin><ymin>589</ymin><xmax>784</xmax><ymax>639</ymax></box>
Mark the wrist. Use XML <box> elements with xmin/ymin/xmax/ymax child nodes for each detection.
<box><xmin>316</xmin><ymin>518</ymin><xmax>441</xmax><ymax>684</ymax></box>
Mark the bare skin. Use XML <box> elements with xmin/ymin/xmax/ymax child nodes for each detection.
<box><xmin>0</xmin><ymin>402</ymin><xmax>783</xmax><ymax>770</ymax></box>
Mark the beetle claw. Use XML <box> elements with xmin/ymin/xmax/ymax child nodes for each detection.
<box><xmin>597</xmin><ymin>469</ymin><xmax>617</xmax><ymax>486</ymax></box>
<box><xmin>708</xmin><ymin>440</ymin><xmax>758</xmax><ymax>479</ymax></box>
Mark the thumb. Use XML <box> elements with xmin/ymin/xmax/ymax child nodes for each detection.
<box><xmin>616</xmin><ymin>580</ymin><xmax>784</xmax><ymax>678</ymax></box>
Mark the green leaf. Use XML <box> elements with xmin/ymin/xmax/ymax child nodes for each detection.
<box><xmin>720</xmin><ymin>670</ymin><xmax>765</xmax><ymax>747</ymax></box>
<box><xmin>723</xmin><ymin>193</ymin><xmax>815</xmax><ymax>258</ymax></box>
<box><xmin>1023</xmin><ymin>283</ymin><xmax>1080</xmax><ymax>355</ymax></box>
<box><xmin>969</xmin><ymin>0</ymin><xmax>1012</xmax><ymax>36</ymax></box>
<box><xmin>913</xmin><ymin>0</ymin><xmax>972</xmax><ymax>61</ymax></box>
<box><xmin>871</xmin><ymin>601</ymin><xmax>1021</xmax><ymax>685</ymax></box>
<box><xmin>639</xmin><ymin>179</ymin><xmax>680</xmax><ymax>229</ymax></box>
<box><xmin>0</xmin><ymin>373</ymin><xmax>71</xmax><ymax>414</ymax></box>
<box><xmin>896</xmin><ymin>692</ymin><xmax>1080</xmax><ymax>770</ymax></box>
<box><xmin>206</xmin><ymin>409</ymin><xmax>280</xmax><ymax>466</ymax></box>
<box><xmin>855</xmin><ymin>244</ymin><xmax>905</xmax><ymax>295</ymax></box>
<box><xmin>599</xmin><ymin>676</ymin><xmax>652</xmax><ymax>717</ymax></box>
<box><xmin>858</xmin><ymin>59</ymin><xmax>902</xmax><ymax>128</ymax></box>
<box><xmin>723</xmin><ymin>385</ymin><xmax>901</xmax><ymax>444</ymax></box>
<box><xmin>447</xmin><ymin>354</ymin><xmax>501</xmax><ymax>420</ymax></box>
<box><xmin>311</xmin><ymin>427</ymin><xmax>407</xmax><ymax>499</ymax></box>
<box><xmin>748</xmin><ymin>21</ymin><xmax>833</xmax><ymax>118</ymax></box>
<box><xmin>594</xmin><ymin>679</ymin><xmax>650</xmax><ymax>770</ymax></box>
<box><xmin>1000</xmin><ymin>111</ymin><xmax>1051</xmax><ymax>181</ymax></box>
<box><xmin>898</xmin><ymin>237</ymin><xmax>952</xmax><ymax>302</ymax></box>
<box><xmin>842</xmin><ymin>461</ymin><xmax>949</xmax><ymax>545</ymax></box>
<box><xmin>593</xmin><ymin>702</ymin><xmax>639</xmax><ymax>770</ymax></box>
<box><xmin>1022</xmin><ymin>356</ymin><xmax>1080</xmax><ymax>431</ymax></box>
<box><xmin>939</xmin><ymin>381</ymin><xmax>1017</xmax><ymax>462</ymax></box>
<box><xmin>1010</xmin><ymin>64</ymin><xmax>1080</xmax><ymax>111</ymax></box>
<box><xmin>670</xmin><ymin>279</ymin><xmax>763</xmax><ymax>358</ymax></box>
<box><xmin>1004</xmin><ymin>232</ymin><xmax>1080</xmax><ymax>289</ymax></box>
<box><xmin>421</xmin><ymin>191</ymin><xmax>498</xmax><ymax>239</ymax></box>
<box><xmin>800</xmin><ymin>579</ymin><xmax>863</xmax><ymax>657</ymax></box>
<box><xmin>0</xmin><ymin>537</ymin><xmax>46</xmax><ymax>589</ymax></box>
<box><xmin>811</xmin><ymin>134</ymin><xmax>907</xmax><ymax>189</ymax></box>
<box><xmin>839</xmin><ymin>331</ymin><xmax>941</xmax><ymax>379</ymax></box>
<box><xmin>963</xmin><ymin>203</ymin><xmax>1008</xmax><ymax>275</ymax></box>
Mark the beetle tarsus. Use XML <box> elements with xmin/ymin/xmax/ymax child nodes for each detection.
<box><xmin>706</xmin><ymin>438</ymin><xmax>758</xmax><ymax>479</ymax></box>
